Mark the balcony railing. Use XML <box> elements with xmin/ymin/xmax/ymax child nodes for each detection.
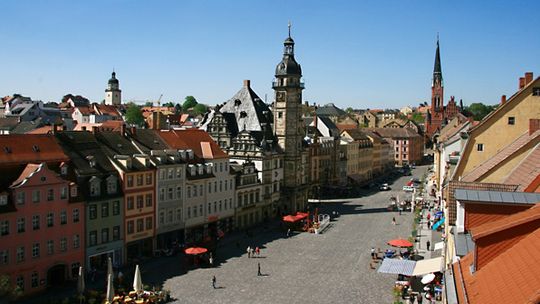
<box><xmin>272</xmin><ymin>81</ymin><xmax>305</xmax><ymax>89</ymax></box>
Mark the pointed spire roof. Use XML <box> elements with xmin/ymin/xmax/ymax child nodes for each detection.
<box><xmin>433</xmin><ymin>36</ymin><xmax>443</xmax><ymax>86</ymax></box>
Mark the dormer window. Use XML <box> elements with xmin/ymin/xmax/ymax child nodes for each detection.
<box><xmin>60</xmin><ymin>164</ymin><xmax>68</xmax><ymax>175</ymax></box>
<box><xmin>70</xmin><ymin>185</ymin><xmax>78</xmax><ymax>197</ymax></box>
<box><xmin>0</xmin><ymin>195</ymin><xmax>7</xmax><ymax>206</ymax></box>
<box><xmin>89</xmin><ymin>177</ymin><xmax>101</xmax><ymax>196</ymax></box>
<box><xmin>106</xmin><ymin>176</ymin><xmax>117</xmax><ymax>194</ymax></box>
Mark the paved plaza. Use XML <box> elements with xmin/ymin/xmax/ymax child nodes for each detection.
<box><xmin>156</xmin><ymin>168</ymin><xmax>425</xmax><ymax>304</ymax></box>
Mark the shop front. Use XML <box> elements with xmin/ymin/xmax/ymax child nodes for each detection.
<box><xmin>86</xmin><ymin>240</ymin><xmax>123</xmax><ymax>270</ymax></box>
<box><xmin>125</xmin><ymin>237</ymin><xmax>153</xmax><ymax>263</ymax></box>
<box><xmin>156</xmin><ymin>229</ymin><xmax>184</xmax><ymax>250</ymax></box>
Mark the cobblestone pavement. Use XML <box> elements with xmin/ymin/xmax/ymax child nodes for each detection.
<box><xmin>160</xmin><ymin>168</ymin><xmax>425</xmax><ymax>304</ymax></box>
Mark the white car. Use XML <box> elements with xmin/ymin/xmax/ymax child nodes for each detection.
<box><xmin>379</xmin><ymin>183</ymin><xmax>390</xmax><ymax>191</ymax></box>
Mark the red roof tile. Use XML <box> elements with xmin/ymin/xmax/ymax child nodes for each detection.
<box><xmin>471</xmin><ymin>204</ymin><xmax>540</xmax><ymax>240</ymax></box>
<box><xmin>462</xmin><ymin>130</ymin><xmax>540</xmax><ymax>183</ymax></box>
<box><xmin>335</xmin><ymin>123</ymin><xmax>357</xmax><ymax>131</ymax></box>
<box><xmin>157</xmin><ymin>129</ymin><xmax>228</xmax><ymax>159</ymax></box>
<box><xmin>454</xmin><ymin>226</ymin><xmax>540</xmax><ymax>304</ymax></box>
<box><xmin>504</xmin><ymin>145</ymin><xmax>540</xmax><ymax>191</ymax></box>
<box><xmin>0</xmin><ymin>134</ymin><xmax>68</xmax><ymax>165</ymax></box>
<box><xmin>26</xmin><ymin>126</ymin><xmax>54</xmax><ymax>134</ymax></box>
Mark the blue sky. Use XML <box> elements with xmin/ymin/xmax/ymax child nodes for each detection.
<box><xmin>1</xmin><ymin>0</ymin><xmax>539</xmax><ymax>109</ymax></box>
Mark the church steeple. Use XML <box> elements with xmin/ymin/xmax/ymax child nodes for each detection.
<box><xmin>433</xmin><ymin>36</ymin><xmax>443</xmax><ymax>87</ymax></box>
<box><xmin>105</xmin><ymin>70</ymin><xmax>122</xmax><ymax>106</ymax></box>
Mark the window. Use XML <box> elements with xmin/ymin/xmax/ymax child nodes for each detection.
<box><xmin>176</xmin><ymin>186</ymin><xmax>182</xmax><ymax>199</ymax></box>
<box><xmin>32</xmin><ymin>215</ymin><xmax>40</xmax><ymax>230</ymax></box>
<box><xmin>1</xmin><ymin>220</ymin><xmax>8</xmax><ymax>236</ymax></box>
<box><xmin>159</xmin><ymin>188</ymin><xmax>165</xmax><ymax>201</ymax></box>
<box><xmin>219</xmin><ymin>181</ymin><xmax>223</xmax><ymax>192</ymax></box>
<box><xmin>101</xmin><ymin>203</ymin><xmax>109</xmax><ymax>218</ymax></box>
<box><xmin>137</xmin><ymin>219</ymin><xmax>144</xmax><ymax>232</ymax></box>
<box><xmin>208</xmin><ymin>182</ymin><xmax>212</xmax><ymax>193</ymax></box>
<box><xmin>60</xmin><ymin>210</ymin><xmax>67</xmax><ymax>225</ymax></box>
<box><xmin>89</xmin><ymin>205</ymin><xmax>97</xmax><ymax>219</ymax></box>
<box><xmin>146</xmin><ymin>173</ymin><xmax>152</xmax><ymax>185</ymax></box>
<box><xmin>187</xmin><ymin>187</ymin><xmax>191</xmax><ymax>198</ymax></box>
<box><xmin>168</xmin><ymin>169</ymin><xmax>173</xmax><ymax>179</ymax></box>
<box><xmin>107</xmin><ymin>177</ymin><xmax>117</xmax><ymax>194</ymax></box>
<box><xmin>73</xmin><ymin>209</ymin><xmax>79</xmax><ymax>223</ymax></box>
<box><xmin>90</xmin><ymin>180</ymin><xmax>100</xmax><ymax>196</ymax></box>
<box><xmin>159</xmin><ymin>169</ymin><xmax>166</xmax><ymax>180</ymax></box>
<box><xmin>60</xmin><ymin>237</ymin><xmax>67</xmax><ymax>252</ymax></box>
<box><xmin>112</xmin><ymin>201</ymin><xmax>120</xmax><ymax>215</ymax></box>
<box><xmin>0</xmin><ymin>249</ymin><xmax>8</xmax><ymax>265</ymax></box>
<box><xmin>32</xmin><ymin>190</ymin><xmax>40</xmax><ymax>203</ymax></box>
<box><xmin>208</xmin><ymin>203</ymin><xmax>211</xmax><ymax>214</ymax></box>
<box><xmin>229</xmin><ymin>198</ymin><xmax>232</xmax><ymax>209</ymax></box>
<box><xmin>89</xmin><ymin>231</ymin><xmax>97</xmax><ymax>246</ymax></box>
<box><xmin>176</xmin><ymin>208</ymin><xmax>182</xmax><ymax>222</ymax></box>
<box><xmin>101</xmin><ymin>228</ymin><xmax>109</xmax><ymax>243</ymax></box>
<box><xmin>127</xmin><ymin>197</ymin><xmax>134</xmax><ymax>210</ymax></box>
<box><xmin>168</xmin><ymin>187</ymin><xmax>173</xmax><ymax>200</ymax></box>
<box><xmin>199</xmin><ymin>204</ymin><xmax>203</xmax><ymax>216</ymax></box>
<box><xmin>533</xmin><ymin>87</ymin><xmax>540</xmax><ymax>96</ymax></box>
<box><xmin>159</xmin><ymin>211</ymin><xmax>165</xmax><ymax>224</ymax></box>
<box><xmin>508</xmin><ymin>117</ymin><xmax>515</xmax><ymax>125</ymax></box>
<box><xmin>17</xmin><ymin>218</ymin><xmax>25</xmax><ymax>233</ymax></box>
<box><xmin>71</xmin><ymin>185</ymin><xmax>77</xmax><ymax>197</ymax></box>
<box><xmin>176</xmin><ymin>168</ymin><xmax>182</xmax><ymax>178</ymax></box>
<box><xmin>193</xmin><ymin>206</ymin><xmax>197</xmax><ymax>217</ymax></box>
<box><xmin>127</xmin><ymin>176</ymin><xmax>134</xmax><ymax>187</ymax></box>
<box><xmin>60</xmin><ymin>187</ymin><xmax>68</xmax><ymax>199</ymax></box>
<box><xmin>477</xmin><ymin>143</ymin><xmax>484</xmax><ymax>152</ymax></box>
<box><xmin>30</xmin><ymin>271</ymin><xmax>38</xmax><ymax>288</ymax></box>
<box><xmin>146</xmin><ymin>217</ymin><xmax>152</xmax><ymax>230</ymax></box>
<box><xmin>73</xmin><ymin>234</ymin><xmax>80</xmax><ymax>248</ymax></box>
<box><xmin>16</xmin><ymin>276</ymin><xmax>24</xmax><ymax>291</ymax></box>
<box><xmin>113</xmin><ymin>226</ymin><xmax>120</xmax><ymax>241</ymax></box>
<box><xmin>218</xmin><ymin>201</ymin><xmax>222</xmax><ymax>212</ymax></box>
<box><xmin>187</xmin><ymin>207</ymin><xmax>191</xmax><ymax>219</ymax></box>
<box><xmin>17</xmin><ymin>247</ymin><xmax>24</xmax><ymax>262</ymax></box>
<box><xmin>32</xmin><ymin>243</ymin><xmax>40</xmax><ymax>258</ymax></box>
<box><xmin>137</xmin><ymin>174</ymin><xmax>143</xmax><ymax>186</ymax></box>
<box><xmin>47</xmin><ymin>240</ymin><xmax>54</xmax><ymax>255</ymax></box>
<box><xmin>47</xmin><ymin>189</ymin><xmax>54</xmax><ymax>201</ymax></box>
<box><xmin>136</xmin><ymin>195</ymin><xmax>143</xmax><ymax>209</ymax></box>
<box><xmin>127</xmin><ymin>221</ymin><xmax>134</xmax><ymax>234</ymax></box>
<box><xmin>16</xmin><ymin>192</ymin><xmax>25</xmax><ymax>205</ymax></box>
<box><xmin>199</xmin><ymin>185</ymin><xmax>203</xmax><ymax>196</ymax></box>
<box><xmin>145</xmin><ymin>194</ymin><xmax>152</xmax><ymax>207</ymax></box>
<box><xmin>167</xmin><ymin>210</ymin><xmax>173</xmax><ymax>223</ymax></box>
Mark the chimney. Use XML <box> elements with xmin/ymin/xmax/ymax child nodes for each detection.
<box><xmin>524</xmin><ymin>72</ymin><xmax>533</xmax><ymax>86</ymax></box>
<box><xmin>519</xmin><ymin>77</ymin><xmax>525</xmax><ymax>90</ymax></box>
<box><xmin>92</xmin><ymin>126</ymin><xmax>99</xmax><ymax>134</ymax></box>
<box><xmin>243</xmin><ymin>80</ymin><xmax>251</xmax><ymax>88</ymax></box>
<box><xmin>121</xmin><ymin>124</ymin><xmax>126</xmax><ymax>136</ymax></box>
<box><xmin>500</xmin><ymin>95</ymin><xmax>506</xmax><ymax>105</ymax></box>
<box><xmin>530</xmin><ymin>119</ymin><xmax>540</xmax><ymax>135</ymax></box>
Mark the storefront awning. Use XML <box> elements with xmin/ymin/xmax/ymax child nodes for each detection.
<box><xmin>432</xmin><ymin>217</ymin><xmax>444</xmax><ymax>230</ymax></box>
<box><xmin>378</xmin><ymin>258</ymin><xmax>416</xmax><ymax>276</ymax></box>
<box><xmin>412</xmin><ymin>257</ymin><xmax>443</xmax><ymax>276</ymax></box>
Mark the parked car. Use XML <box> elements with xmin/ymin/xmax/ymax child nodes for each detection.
<box><xmin>379</xmin><ymin>183</ymin><xmax>391</xmax><ymax>191</ymax></box>
<box><xmin>403</xmin><ymin>185</ymin><xmax>415</xmax><ymax>192</ymax></box>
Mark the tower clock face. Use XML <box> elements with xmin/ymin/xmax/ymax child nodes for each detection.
<box><xmin>277</xmin><ymin>91</ymin><xmax>285</xmax><ymax>100</ymax></box>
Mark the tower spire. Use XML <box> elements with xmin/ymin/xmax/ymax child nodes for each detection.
<box><xmin>288</xmin><ymin>21</ymin><xmax>291</xmax><ymax>38</ymax></box>
<box><xmin>433</xmin><ymin>35</ymin><xmax>442</xmax><ymax>86</ymax></box>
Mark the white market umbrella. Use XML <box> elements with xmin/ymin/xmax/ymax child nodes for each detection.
<box><xmin>421</xmin><ymin>273</ymin><xmax>436</xmax><ymax>284</ymax></box>
<box><xmin>133</xmin><ymin>264</ymin><xmax>143</xmax><ymax>294</ymax></box>
<box><xmin>107</xmin><ymin>256</ymin><xmax>114</xmax><ymax>278</ymax></box>
<box><xmin>106</xmin><ymin>273</ymin><xmax>114</xmax><ymax>303</ymax></box>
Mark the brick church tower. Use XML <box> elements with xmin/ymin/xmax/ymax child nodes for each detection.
<box><xmin>425</xmin><ymin>38</ymin><xmax>445</xmax><ymax>139</ymax></box>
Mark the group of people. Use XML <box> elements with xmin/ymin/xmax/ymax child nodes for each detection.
<box><xmin>246</xmin><ymin>246</ymin><xmax>261</xmax><ymax>258</ymax></box>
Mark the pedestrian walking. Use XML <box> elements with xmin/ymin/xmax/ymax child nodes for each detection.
<box><xmin>392</xmin><ymin>217</ymin><xmax>396</xmax><ymax>225</ymax></box>
<box><xmin>371</xmin><ymin>247</ymin><xmax>376</xmax><ymax>259</ymax></box>
<box><xmin>417</xmin><ymin>293</ymin><xmax>423</xmax><ymax>304</ymax></box>
<box><xmin>426</xmin><ymin>240</ymin><xmax>431</xmax><ymax>251</ymax></box>
<box><xmin>247</xmin><ymin>246</ymin><xmax>251</xmax><ymax>258</ymax></box>
<box><xmin>257</xmin><ymin>262</ymin><xmax>261</xmax><ymax>276</ymax></box>
<box><xmin>287</xmin><ymin>228</ymin><xmax>291</xmax><ymax>237</ymax></box>
<box><xmin>255</xmin><ymin>246</ymin><xmax>260</xmax><ymax>257</ymax></box>
<box><xmin>399</xmin><ymin>207</ymin><xmax>402</xmax><ymax>215</ymax></box>
<box><xmin>209</xmin><ymin>256</ymin><xmax>214</xmax><ymax>266</ymax></box>
<box><xmin>212</xmin><ymin>275</ymin><xmax>216</xmax><ymax>289</ymax></box>
<box><xmin>427</xmin><ymin>220</ymin><xmax>431</xmax><ymax>229</ymax></box>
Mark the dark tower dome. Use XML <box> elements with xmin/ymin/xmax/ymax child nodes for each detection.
<box><xmin>108</xmin><ymin>71</ymin><xmax>119</xmax><ymax>85</ymax></box>
<box><xmin>275</xmin><ymin>29</ymin><xmax>302</xmax><ymax>76</ymax></box>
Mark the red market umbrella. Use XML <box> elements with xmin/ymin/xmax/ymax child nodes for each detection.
<box><xmin>295</xmin><ymin>212</ymin><xmax>309</xmax><ymax>220</ymax></box>
<box><xmin>283</xmin><ymin>215</ymin><xmax>300</xmax><ymax>222</ymax></box>
<box><xmin>387</xmin><ymin>238</ymin><xmax>413</xmax><ymax>248</ymax></box>
<box><xmin>184</xmin><ymin>247</ymin><xmax>208</xmax><ymax>255</ymax></box>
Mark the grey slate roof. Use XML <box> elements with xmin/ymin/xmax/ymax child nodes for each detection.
<box><xmin>454</xmin><ymin>189</ymin><xmax>540</xmax><ymax>205</ymax></box>
<box><xmin>219</xmin><ymin>84</ymin><xmax>273</xmax><ymax>132</ymax></box>
<box><xmin>315</xmin><ymin>103</ymin><xmax>346</xmax><ymax>117</ymax></box>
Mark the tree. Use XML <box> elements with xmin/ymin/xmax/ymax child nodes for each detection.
<box><xmin>125</xmin><ymin>103</ymin><xmax>145</xmax><ymax>127</ymax></box>
<box><xmin>193</xmin><ymin>103</ymin><xmax>207</xmax><ymax>115</ymax></box>
<box><xmin>163</xmin><ymin>102</ymin><xmax>174</xmax><ymax>108</ymax></box>
<box><xmin>174</xmin><ymin>103</ymin><xmax>182</xmax><ymax>114</ymax></box>
<box><xmin>183</xmin><ymin>96</ymin><xmax>198</xmax><ymax>109</ymax></box>
<box><xmin>411</xmin><ymin>112</ymin><xmax>424</xmax><ymax>124</ymax></box>
<box><xmin>466</xmin><ymin>103</ymin><xmax>497</xmax><ymax>121</ymax></box>
<box><xmin>345</xmin><ymin>107</ymin><xmax>354</xmax><ymax>113</ymax></box>
<box><xmin>144</xmin><ymin>101</ymin><xmax>154</xmax><ymax>107</ymax></box>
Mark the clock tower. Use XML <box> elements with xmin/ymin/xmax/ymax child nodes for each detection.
<box><xmin>105</xmin><ymin>70</ymin><xmax>122</xmax><ymax>106</ymax></box>
<box><xmin>272</xmin><ymin>24</ymin><xmax>309</xmax><ymax>213</ymax></box>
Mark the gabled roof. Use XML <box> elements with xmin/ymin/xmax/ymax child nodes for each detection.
<box><xmin>366</xmin><ymin>127</ymin><xmax>421</xmax><ymax>138</ymax></box>
<box><xmin>94</xmin><ymin>104</ymin><xmax>121</xmax><ymax>117</ymax></box>
<box><xmin>157</xmin><ymin>129</ymin><xmax>228</xmax><ymax>160</ymax></box>
<box><xmin>10</xmin><ymin>163</ymin><xmax>43</xmax><ymax>188</ymax></box>
<box><xmin>0</xmin><ymin>134</ymin><xmax>68</xmax><ymax>165</ymax></box>
<box><xmin>341</xmin><ymin>129</ymin><xmax>369</xmax><ymax>141</ymax></box>
<box><xmin>218</xmin><ymin>81</ymin><xmax>272</xmax><ymax>132</ymax></box>
<box><xmin>462</xmin><ymin>130</ymin><xmax>540</xmax><ymax>182</ymax></box>
<box><xmin>315</xmin><ymin>103</ymin><xmax>346</xmax><ymax>117</ymax></box>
